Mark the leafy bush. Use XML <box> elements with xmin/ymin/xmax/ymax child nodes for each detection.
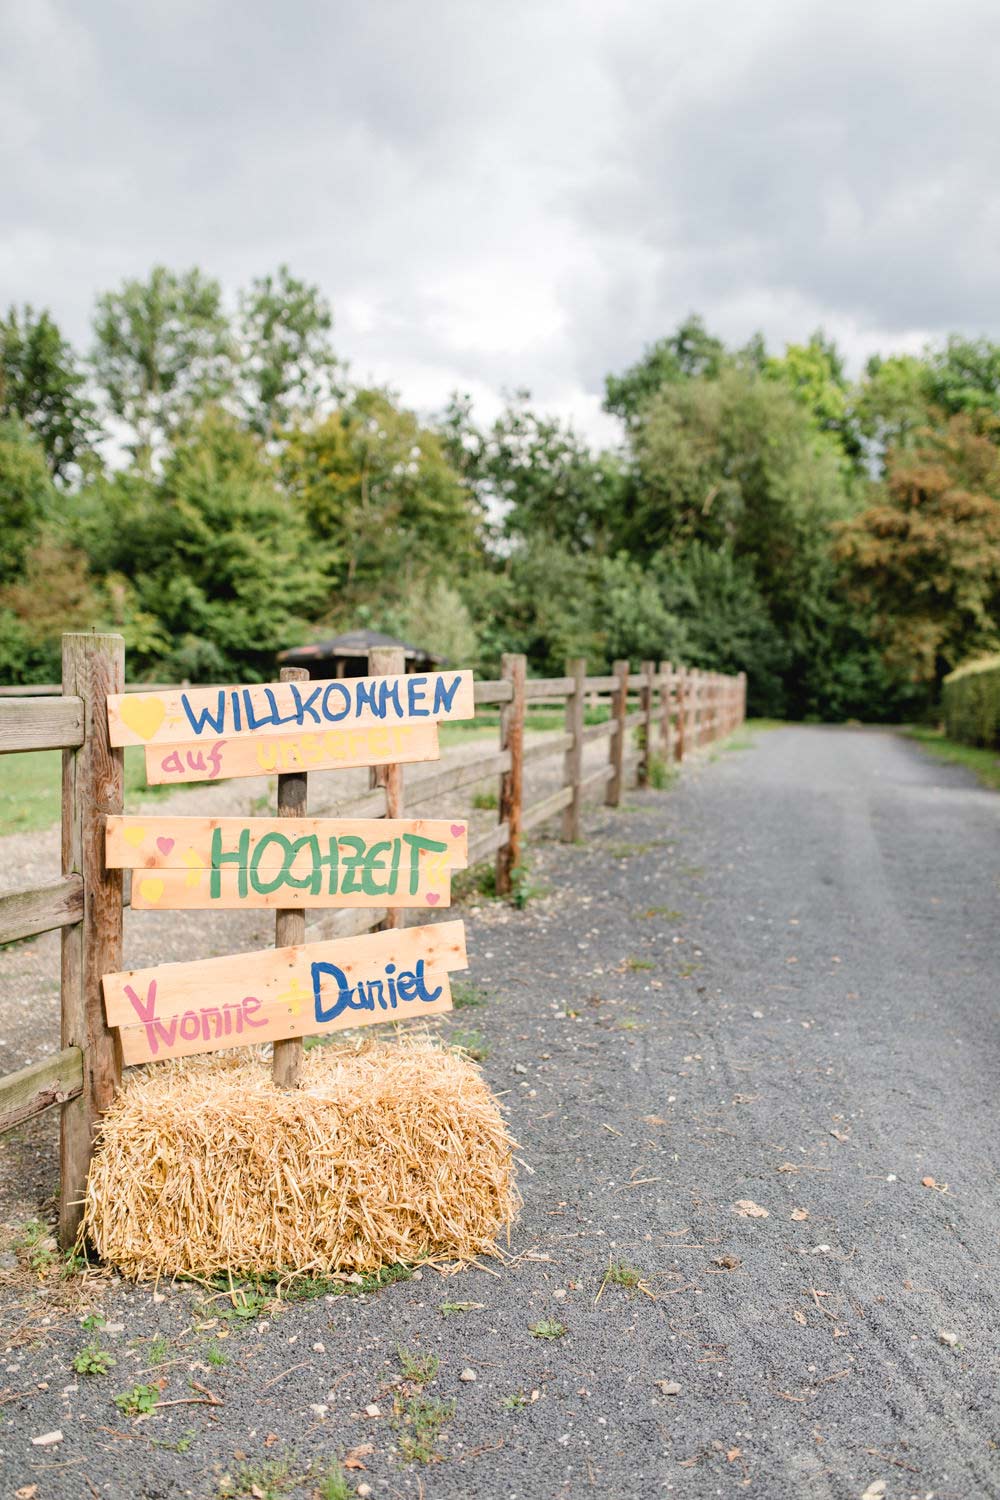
<box><xmin>942</xmin><ymin>655</ymin><xmax>1000</xmax><ymax>747</ymax></box>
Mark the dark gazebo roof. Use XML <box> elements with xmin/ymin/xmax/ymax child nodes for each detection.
<box><xmin>278</xmin><ymin>630</ymin><xmax>443</xmax><ymax>670</ymax></box>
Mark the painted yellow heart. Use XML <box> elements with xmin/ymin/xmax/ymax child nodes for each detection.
<box><xmin>138</xmin><ymin>877</ymin><xmax>165</xmax><ymax>905</ymax></box>
<box><xmin>119</xmin><ymin>695</ymin><xmax>166</xmax><ymax>742</ymax></box>
<box><xmin>123</xmin><ymin>825</ymin><xmax>147</xmax><ymax>848</ymax></box>
<box><xmin>182</xmin><ymin>848</ymin><xmax>205</xmax><ymax>888</ymax></box>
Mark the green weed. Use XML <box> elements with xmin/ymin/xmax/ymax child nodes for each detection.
<box><xmin>647</xmin><ymin>754</ymin><xmax>678</xmax><ymax>790</ymax></box>
<box><xmin>218</xmin><ymin>1454</ymin><xmax>305</xmax><ymax>1498</ymax></box>
<box><xmin>145</xmin><ymin>1335</ymin><xmax>171</xmax><ymax>1365</ymax></box>
<box><xmin>449</xmin><ymin>1028</ymin><xmax>490</xmax><ymax>1062</ymax></box>
<box><xmin>314</xmin><ymin>1466</ymin><xmax>351</xmax><ymax>1500</ymax></box>
<box><xmin>601</xmin><ymin>1261</ymin><xmax>644</xmax><ymax>1290</ymax></box>
<box><xmin>439</xmin><ymin>1300</ymin><xmax>484</xmax><ymax>1316</ymax></box>
<box><xmin>638</xmin><ymin>906</ymin><xmax>683</xmax><ymax>920</ymax></box>
<box><xmin>624</xmin><ymin>956</ymin><xmax>654</xmax><ymax>972</ymax></box>
<box><xmin>206</xmin><ymin>1340</ymin><xmax>228</xmax><ymax>1368</ymax></box>
<box><xmin>502</xmin><ymin>1390</ymin><xmax>529</xmax><ymax>1409</ymax></box>
<box><xmin>114</xmin><ymin>1382</ymin><xmax>160</xmax><ymax>1416</ymax></box>
<box><xmin>472</xmin><ymin>788</ymin><xmax>498</xmax><ymax>810</ymax></box>
<box><xmin>72</xmin><ymin>1344</ymin><xmax>115</xmax><ymax>1376</ymax></box>
<box><xmin>397</xmin><ymin>1345</ymin><xmax>440</xmax><ymax>1384</ymax></box>
<box><xmin>451</xmin><ymin>979</ymin><xmax>487</xmax><ymax>1009</ymax></box>
<box><xmin>393</xmin><ymin>1391</ymin><xmax>456</xmax><ymax>1463</ymax></box>
<box><xmin>528</xmin><ymin>1318</ymin><xmax>566</xmax><ymax>1339</ymax></box>
<box><xmin>150</xmin><ymin>1429</ymin><xmax>195</xmax><ymax>1453</ymax></box>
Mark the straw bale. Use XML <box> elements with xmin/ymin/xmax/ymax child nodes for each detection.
<box><xmin>83</xmin><ymin>1037</ymin><xmax>518</xmax><ymax>1281</ymax></box>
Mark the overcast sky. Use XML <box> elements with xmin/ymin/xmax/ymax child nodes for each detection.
<box><xmin>2</xmin><ymin>0</ymin><xmax>998</xmax><ymax>444</ymax></box>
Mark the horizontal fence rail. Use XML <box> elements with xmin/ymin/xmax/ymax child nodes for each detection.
<box><xmin>0</xmin><ymin>642</ymin><xmax>745</xmax><ymax>1246</ymax></box>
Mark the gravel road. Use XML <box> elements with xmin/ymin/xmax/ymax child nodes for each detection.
<box><xmin>1</xmin><ymin>724</ymin><xmax>999</xmax><ymax>1500</ymax></box>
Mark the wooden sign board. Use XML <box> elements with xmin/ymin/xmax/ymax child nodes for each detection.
<box><xmin>107</xmin><ymin>815</ymin><xmax>467</xmax><ymax>911</ymax></box>
<box><xmin>144</xmin><ymin>721</ymin><xmax>440</xmax><ymax>786</ymax></box>
<box><xmin>103</xmin><ymin>919</ymin><xmax>467</xmax><ymax>1065</ymax></box>
<box><xmin>107</xmin><ymin>670</ymin><xmax>475</xmax><ymax>748</ymax></box>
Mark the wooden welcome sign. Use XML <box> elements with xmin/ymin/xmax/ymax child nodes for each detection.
<box><xmin>104</xmin><ymin>921</ymin><xmax>467</xmax><ymax>1065</ymax></box>
<box><xmin>101</xmin><ymin>664</ymin><xmax>476</xmax><ymax>1065</ymax></box>
<box><xmin>107</xmin><ymin>816</ymin><xmax>468</xmax><ymax>909</ymax></box>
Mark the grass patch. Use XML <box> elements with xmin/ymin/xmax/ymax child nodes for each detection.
<box><xmin>218</xmin><ymin>1454</ymin><xmax>305</xmax><ymax>1498</ymax></box>
<box><xmin>393</xmin><ymin>1392</ymin><xmax>456</xmax><ymax>1464</ymax></box>
<box><xmin>638</xmin><ymin>906</ymin><xmax>683</xmax><ymax>920</ymax></box>
<box><xmin>449</xmin><ymin>1027</ymin><xmax>490</xmax><ymax>1062</ymax></box>
<box><xmin>647</xmin><ymin>754</ymin><xmax>678</xmax><ymax>790</ymax></box>
<box><xmin>439</xmin><ymin>1300</ymin><xmax>484</xmax><ymax>1316</ymax></box>
<box><xmin>0</xmin><ymin>744</ymin><xmax>185</xmax><ymax>836</ymax></box>
<box><xmin>624</xmin><ymin>956</ymin><xmax>654</xmax><ymax>972</ymax></box>
<box><xmin>472</xmin><ymin>788</ymin><xmax>498</xmax><ymax>810</ymax></box>
<box><xmin>903</xmin><ymin>726</ymin><xmax>1000</xmax><ymax>792</ymax></box>
<box><xmin>397</xmin><ymin>1346</ymin><xmax>440</xmax><ymax>1384</ymax></box>
<box><xmin>601</xmin><ymin>1261</ymin><xmax>644</xmax><ymax>1290</ymax></box>
<box><xmin>451</xmin><ymin>979</ymin><xmax>487</xmax><ymax>1009</ymax></box>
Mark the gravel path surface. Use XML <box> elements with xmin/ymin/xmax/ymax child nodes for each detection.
<box><xmin>1</xmin><ymin>725</ymin><xmax>999</xmax><ymax>1499</ymax></box>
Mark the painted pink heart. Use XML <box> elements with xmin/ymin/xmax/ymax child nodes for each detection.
<box><xmin>156</xmin><ymin>837</ymin><xmax>175</xmax><ymax>855</ymax></box>
<box><xmin>425</xmin><ymin>892</ymin><xmax>440</xmax><ymax>905</ymax></box>
<box><xmin>450</xmin><ymin>824</ymin><xmax>464</xmax><ymax>837</ymax></box>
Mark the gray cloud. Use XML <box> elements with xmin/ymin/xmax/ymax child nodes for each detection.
<box><xmin>2</xmin><ymin>0</ymin><xmax>998</xmax><ymax>444</ymax></box>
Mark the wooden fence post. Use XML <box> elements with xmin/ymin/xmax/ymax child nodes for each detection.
<box><xmin>369</xmin><ymin>646</ymin><xmax>406</xmax><ymax>929</ymax></box>
<box><xmin>738</xmin><ymin>671</ymin><xmax>747</xmax><ymax>727</ymax></box>
<box><xmin>59</xmin><ymin>631</ymin><xmax>124</xmax><ymax>1250</ymax></box>
<box><xmin>561</xmin><ymin>658</ymin><xmax>585</xmax><ymax>841</ymax></box>
<box><xmin>659</xmin><ymin>660</ymin><xmax>672</xmax><ymax>762</ymax></box>
<box><xmin>605</xmin><ymin>659</ymin><xmax>628</xmax><ymax>807</ymax></box>
<box><xmin>638</xmin><ymin>660</ymin><xmax>655</xmax><ymax>786</ymax></box>
<box><xmin>272</xmin><ymin>665</ymin><xmax>308</xmax><ymax>1090</ymax></box>
<box><xmin>674</xmin><ymin>666</ymin><xmax>686</xmax><ymax>763</ymax></box>
<box><xmin>496</xmin><ymin>652</ymin><xmax>525</xmax><ymax>896</ymax></box>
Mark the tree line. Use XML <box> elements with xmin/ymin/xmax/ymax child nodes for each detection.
<box><xmin>3</xmin><ymin>265</ymin><xmax>1000</xmax><ymax>718</ymax></box>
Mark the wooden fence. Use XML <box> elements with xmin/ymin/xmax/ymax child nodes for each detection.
<box><xmin>0</xmin><ymin>637</ymin><xmax>745</xmax><ymax>1245</ymax></box>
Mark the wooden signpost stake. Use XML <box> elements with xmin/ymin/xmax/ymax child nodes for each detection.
<box><xmin>60</xmin><ymin>632</ymin><xmax>124</xmax><ymax>1249</ymax></box>
<box><xmin>496</xmin><ymin>653</ymin><xmax>525</xmax><ymax>896</ymax></box>
<box><xmin>273</xmin><ymin>665</ymin><xmax>307</xmax><ymax>1089</ymax></box>
<box><xmin>369</xmin><ymin>646</ymin><xmax>405</xmax><ymax>932</ymax></box>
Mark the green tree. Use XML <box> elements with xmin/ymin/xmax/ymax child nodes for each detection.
<box><xmin>87</xmin><ymin>408</ymin><xmax>327</xmax><ymax>678</ymax></box>
<box><xmin>604</xmin><ymin>315</ymin><xmax>726</xmax><ymax>424</ymax></box>
<box><xmin>0</xmin><ymin>306</ymin><xmax>99</xmax><ymax>481</ymax></box>
<box><xmin>283</xmin><ymin>388</ymin><xmax>481</xmax><ymax>604</ymax></box>
<box><xmin>836</xmin><ymin>414</ymin><xmax>1000</xmax><ymax>684</ymax></box>
<box><xmin>0</xmin><ymin>418</ymin><xmax>54</xmax><ymax>583</ymax></box>
<box><xmin>854</xmin><ymin>353</ymin><xmax>931</xmax><ymax>473</ymax></box>
<box><xmin>764</xmin><ymin>332</ymin><xmax>862</xmax><ymax>468</ymax></box>
<box><xmin>238</xmin><ymin>265</ymin><xmax>341</xmax><ymax>437</ymax></box>
<box><xmin>925</xmin><ymin>336</ymin><xmax>1000</xmax><ymax>417</ymax></box>
<box><xmin>443</xmin><ymin>391</ymin><xmax>621</xmax><ymax>552</ymax></box>
<box><xmin>91</xmin><ymin>266</ymin><xmax>234</xmax><ymax>471</ymax></box>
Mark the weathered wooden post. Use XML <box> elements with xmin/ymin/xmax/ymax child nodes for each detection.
<box><xmin>605</xmin><ymin>659</ymin><xmax>628</xmax><ymax>807</ymax></box>
<box><xmin>496</xmin><ymin>653</ymin><xmax>525</xmax><ymax>897</ymax></box>
<box><xmin>369</xmin><ymin>645</ymin><xmax>406</xmax><ymax>930</ymax></box>
<box><xmin>659</xmin><ymin>660</ymin><xmax>672</xmax><ymax>762</ymax></box>
<box><xmin>59</xmin><ymin>632</ymin><xmax>124</xmax><ymax>1249</ymax></box>
<box><xmin>674</xmin><ymin>666</ymin><xmax>687</xmax><ymax>763</ymax></box>
<box><xmin>638</xmin><ymin>660</ymin><xmax>655</xmax><ymax>786</ymax></box>
<box><xmin>561</xmin><ymin>658</ymin><xmax>585</xmax><ymax>841</ymax></box>
<box><xmin>739</xmin><ymin>671</ymin><xmax>747</xmax><ymax>727</ymax></box>
<box><xmin>272</xmin><ymin>665</ymin><xmax>308</xmax><ymax>1090</ymax></box>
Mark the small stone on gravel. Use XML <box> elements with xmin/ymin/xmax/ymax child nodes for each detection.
<box><xmin>460</xmin><ymin>1367</ymin><xmax>477</xmax><ymax>1381</ymax></box>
